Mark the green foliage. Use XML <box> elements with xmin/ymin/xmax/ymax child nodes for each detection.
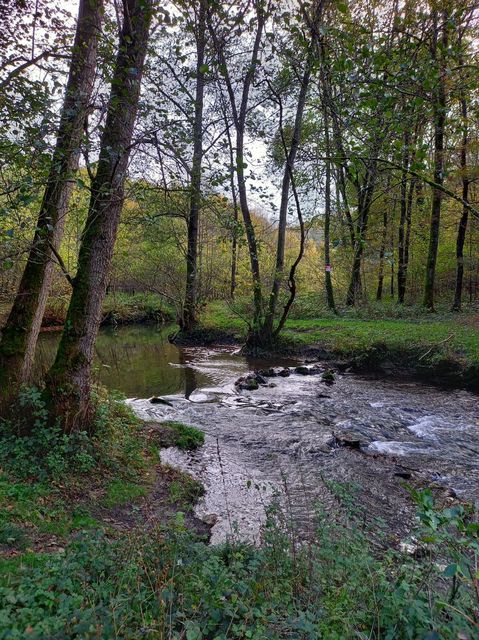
<box><xmin>0</xmin><ymin>387</ymin><xmax>146</xmax><ymax>482</ymax></box>
<box><xmin>0</xmin><ymin>387</ymin><xmax>95</xmax><ymax>480</ymax></box>
<box><xmin>0</xmin><ymin>491</ymin><xmax>477</xmax><ymax>639</ymax></box>
<box><xmin>158</xmin><ymin>421</ymin><xmax>205</xmax><ymax>450</ymax></box>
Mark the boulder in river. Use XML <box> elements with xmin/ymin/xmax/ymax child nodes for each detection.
<box><xmin>150</xmin><ymin>396</ymin><xmax>173</xmax><ymax>406</ymax></box>
<box><xmin>258</xmin><ymin>368</ymin><xmax>277</xmax><ymax>377</ymax></box>
<box><xmin>278</xmin><ymin>368</ymin><xmax>291</xmax><ymax>377</ymax></box>
<box><xmin>295</xmin><ymin>365</ymin><xmax>311</xmax><ymax>375</ymax></box>
<box><xmin>235</xmin><ymin>375</ymin><xmax>259</xmax><ymax>391</ymax></box>
<box><xmin>333</xmin><ymin>432</ymin><xmax>363</xmax><ymax>449</ymax></box>
<box><xmin>321</xmin><ymin>369</ymin><xmax>336</xmax><ymax>384</ymax></box>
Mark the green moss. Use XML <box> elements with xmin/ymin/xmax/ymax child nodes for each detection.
<box><xmin>156</xmin><ymin>421</ymin><xmax>205</xmax><ymax>450</ymax></box>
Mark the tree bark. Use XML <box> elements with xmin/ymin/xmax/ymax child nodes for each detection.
<box><xmin>377</xmin><ymin>208</ymin><xmax>388</xmax><ymax>301</ymax></box>
<box><xmin>0</xmin><ymin>0</ymin><xmax>103</xmax><ymax>393</ymax></box>
<box><xmin>46</xmin><ymin>0</ymin><xmax>152</xmax><ymax>430</ymax></box>
<box><xmin>423</xmin><ymin>5</ymin><xmax>448</xmax><ymax>311</ymax></box>
<box><xmin>262</xmin><ymin>64</ymin><xmax>312</xmax><ymax>340</ymax></box>
<box><xmin>181</xmin><ymin>0</ymin><xmax>207</xmax><ymax>332</ymax></box>
<box><xmin>397</xmin><ymin>129</ymin><xmax>411</xmax><ymax>303</ymax></box>
<box><xmin>452</xmin><ymin>95</ymin><xmax>469</xmax><ymax>310</ymax></box>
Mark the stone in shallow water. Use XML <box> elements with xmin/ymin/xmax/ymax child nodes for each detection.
<box><xmin>150</xmin><ymin>396</ymin><xmax>173</xmax><ymax>406</ymax></box>
<box><xmin>295</xmin><ymin>365</ymin><xmax>311</xmax><ymax>375</ymax></box>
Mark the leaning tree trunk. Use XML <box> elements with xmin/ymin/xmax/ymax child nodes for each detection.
<box><xmin>452</xmin><ymin>95</ymin><xmax>470</xmax><ymax>310</ymax></box>
<box><xmin>424</xmin><ymin>6</ymin><xmax>448</xmax><ymax>311</ymax></box>
<box><xmin>0</xmin><ymin>0</ymin><xmax>103</xmax><ymax>394</ymax></box>
<box><xmin>46</xmin><ymin>0</ymin><xmax>152</xmax><ymax>431</ymax></box>
<box><xmin>261</xmin><ymin>64</ymin><xmax>312</xmax><ymax>342</ymax></box>
<box><xmin>181</xmin><ymin>0</ymin><xmax>206</xmax><ymax>332</ymax></box>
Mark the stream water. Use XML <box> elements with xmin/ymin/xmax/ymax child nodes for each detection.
<box><xmin>38</xmin><ymin>325</ymin><xmax>479</xmax><ymax>544</ymax></box>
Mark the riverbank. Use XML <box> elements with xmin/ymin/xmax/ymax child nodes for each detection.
<box><xmin>0</xmin><ymin>291</ymin><xmax>174</xmax><ymax>330</ymax></box>
<box><xmin>198</xmin><ymin>302</ymin><xmax>479</xmax><ymax>392</ymax></box>
<box><xmin>1</xmin><ymin>377</ymin><xmax>479</xmax><ymax>636</ymax></box>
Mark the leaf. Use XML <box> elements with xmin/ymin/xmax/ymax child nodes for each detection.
<box><xmin>443</xmin><ymin>563</ymin><xmax>458</xmax><ymax>577</ymax></box>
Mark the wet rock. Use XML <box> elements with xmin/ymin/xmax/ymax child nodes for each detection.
<box><xmin>333</xmin><ymin>433</ymin><xmax>362</xmax><ymax>449</ymax></box>
<box><xmin>258</xmin><ymin>368</ymin><xmax>277</xmax><ymax>377</ymax></box>
<box><xmin>150</xmin><ymin>396</ymin><xmax>173</xmax><ymax>406</ymax></box>
<box><xmin>310</xmin><ymin>365</ymin><xmax>323</xmax><ymax>375</ymax></box>
<box><xmin>278</xmin><ymin>368</ymin><xmax>291</xmax><ymax>377</ymax></box>
<box><xmin>237</xmin><ymin>377</ymin><xmax>259</xmax><ymax>391</ymax></box>
<box><xmin>317</xmin><ymin>393</ymin><xmax>331</xmax><ymax>399</ymax></box>
<box><xmin>295</xmin><ymin>365</ymin><xmax>311</xmax><ymax>375</ymax></box>
<box><xmin>268</xmin><ymin>382</ymin><xmax>277</xmax><ymax>388</ymax></box>
<box><xmin>394</xmin><ymin>468</ymin><xmax>412</xmax><ymax>480</ymax></box>
<box><xmin>321</xmin><ymin>369</ymin><xmax>336</xmax><ymax>384</ymax></box>
<box><xmin>254</xmin><ymin>373</ymin><xmax>267</xmax><ymax>385</ymax></box>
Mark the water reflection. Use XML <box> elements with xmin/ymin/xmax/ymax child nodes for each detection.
<box><xmin>36</xmin><ymin>325</ymin><xmax>210</xmax><ymax>398</ymax></box>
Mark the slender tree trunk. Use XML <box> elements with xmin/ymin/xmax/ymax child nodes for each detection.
<box><xmin>452</xmin><ymin>95</ymin><xmax>469</xmax><ymax>310</ymax></box>
<box><xmin>46</xmin><ymin>0</ymin><xmax>152</xmax><ymax>430</ymax></box>
<box><xmin>322</xmin><ymin>97</ymin><xmax>336</xmax><ymax>312</ymax></box>
<box><xmin>397</xmin><ymin>129</ymin><xmax>411</xmax><ymax>303</ymax></box>
<box><xmin>181</xmin><ymin>0</ymin><xmax>206</xmax><ymax>332</ymax></box>
<box><xmin>377</xmin><ymin>208</ymin><xmax>388</xmax><ymax>301</ymax></box>
<box><xmin>208</xmin><ymin>4</ymin><xmax>266</xmax><ymax>337</ymax></box>
<box><xmin>262</xmin><ymin>64</ymin><xmax>312</xmax><ymax>340</ymax></box>
<box><xmin>346</xmin><ymin>162</ymin><xmax>377</xmax><ymax>306</ymax></box>
<box><xmin>424</xmin><ymin>6</ymin><xmax>448</xmax><ymax>311</ymax></box>
<box><xmin>0</xmin><ymin>0</ymin><xmax>103</xmax><ymax>393</ymax></box>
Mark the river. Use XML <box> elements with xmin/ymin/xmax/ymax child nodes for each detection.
<box><xmin>38</xmin><ymin>325</ymin><xmax>479</xmax><ymax>544</ymax></box>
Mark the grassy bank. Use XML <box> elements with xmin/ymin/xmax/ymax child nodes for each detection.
<box><xmin>201</xmin><ymin>301</ymin><xmax>479</xmax><ymax>390</ymax></box>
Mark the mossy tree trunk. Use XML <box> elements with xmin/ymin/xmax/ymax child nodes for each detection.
<box><xmin>46</xmin><ymin>0</ymin><xmax>153</xmax><ymax>431</ymax></box>
<box><xmin>0</xmin><ymin>0</ymin><xmax>103</xmax><ymax>395</ymax></box>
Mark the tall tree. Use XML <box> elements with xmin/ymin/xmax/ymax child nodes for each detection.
<box><xmin>181</xmin><ymin>0</ymin><xmax>207</xmax><ymax>332</ymax></box>
<box><xmin>0</xmin><ymin>0</ymin><xmax>103</xmax><ymax>393</ymax></box>
<box><xmin>46</xmin><ymin>0</ymin><xmax>153</xmax><ymax>429</ymax></box>
<box><xmin>423</xmin><ymin>2</ymin><xmax>449</xmax><ymax>310</ymax></box>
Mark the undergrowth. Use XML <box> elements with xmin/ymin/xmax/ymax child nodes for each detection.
<box><xmin>0</xmin><ymin>488</ymin><xmax>477</xmax><ymax>639</ymax></box>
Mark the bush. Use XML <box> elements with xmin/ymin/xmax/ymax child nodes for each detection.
<box><xmin>0</xmin><ymin>387</ymin><xmax>145</xmax><ymax>481</ymax></box>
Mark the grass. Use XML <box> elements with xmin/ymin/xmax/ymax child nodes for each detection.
<box><xmin>201</xmin><ymin>300</ymin><xmax>479</xmax><ymax>388</ymax></box>
<box><xmin>154</xmin><ymin>421</ymin><xmax>205</xmax><ymax>450</ymax></box>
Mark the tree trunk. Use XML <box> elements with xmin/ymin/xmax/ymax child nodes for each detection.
<box><xmin>0</xmin><ymin>0</ymin><xmax>103</xmax><ymax>393</ymax></box>
<box><xmin>46</xmin><ymin>0</ymin><xmax>152</xmax><ymax>430</ymax></box>
<box><xmin>424</xmin><ymin>6</ymin><xmax>448</xmax><ymax>311</ymax></box>
<box><xmin>322</xmin><ymin>97</ymin><xmax>336</xmax><ymax>312</ymax></box>
<box><xmin>181</xmin><ymin>0</ymin><xmax>206</xmax><ymax>332</ymax></box>
<box><xmin>452</xmin><ymin>95</ymin><xmax>469</xmax><ymax>310</ymax></box>
<box><xmin>397</xmin><ymin>129</ymin><xmax>411</xmax><ymax>303</ymax></box>
<box><xmin>207</xmin><ymin>4</ymin><xmax>266</xmax><ymax>340</ymax></box>
<box><xmin>377</xmin><ymin>208</ymin><xmax>388</xmax><ymax>301</ymax></box>
<box><xmin>346</xmin><ymin>162</ymin><xmax>377</xmax><ymax>306</ymax></box>
<box><xmin>262</xmin><ymin>64</ymin><xmax>312</xmax><ymax>340</ymax></box>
